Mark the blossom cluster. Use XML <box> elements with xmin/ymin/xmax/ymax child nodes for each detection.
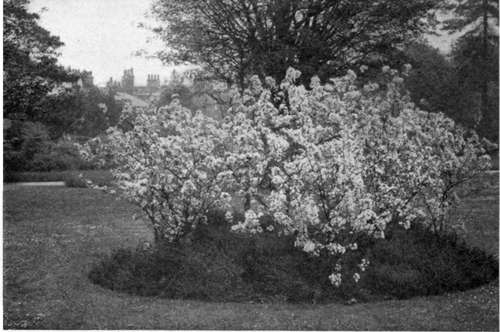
<box><xmin>223</xmin><ymin>66</ymin><xmax>491</xmax><ymax>286</ymax></box>
<box><xmin>82</xmin><ymin>66</ymin><xmax>492</xmax><ymax>287</ymax></box>
<box><xmin>82</xmin><ymin>100</ymin><xmax>234</xmax><ymax>242</ymax></box>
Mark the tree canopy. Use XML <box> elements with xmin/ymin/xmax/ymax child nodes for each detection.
<box><xmin>38</xmin><ymin>86</ymin><xmax>122</xmax><ymax>139</ymax></box>
<box><xmin>441</xmin><ymin>0</ymin><xmax>499</xmax><ymax>131</ymax></box>
<box><xmin>441</xmin><ymin>0</ymin><xmax>498</xmax><ymax>34</ymax></box>
<box><xmin>451</xmin><ymin>34</ymin><xmax>499</xmax><ymax>141</ymax></box>
<box><xmin>3</xmin><ymin>0</ymin><xmax>74</xmax><ymax>121</ymax></box>
<box><xmin>151</xmin><ymin>0</ymin><xmax>439</xmax><ymax>88</ymax></box>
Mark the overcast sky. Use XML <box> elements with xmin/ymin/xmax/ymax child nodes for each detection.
<box><xmin>28</xmin><ymin>0</ymin><xmax>189</xmax><ymax>86</ymax></box>
<box><xmin>29</xmin><ymin>0</ymin><xmax>459</xmax><ymax>87</ymax></box>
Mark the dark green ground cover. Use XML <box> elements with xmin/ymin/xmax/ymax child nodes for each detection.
<box><xmin>89</xmin><ymin>211</ymin><xmax>497</xmax><ymax>303</ymax></box>
<box><xmin>3</xmin><ymin>173</ymin><xmax>499</xmax><ymax>329</ymax></box>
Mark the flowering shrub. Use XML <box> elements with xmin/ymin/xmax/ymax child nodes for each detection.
<box><xmin>83</xmin><ymin>66</ymin><xmax>492</xmax><ymax>288</ymax></box>
<box><xmin>82</xmin><ymin>100</ymin><xmax>233</xmax><ymax>242</ymax></box>
<box><xmin>223</xmin><ymin>66</ymin><xmax>492</xmax><ymax>286</ymax></box>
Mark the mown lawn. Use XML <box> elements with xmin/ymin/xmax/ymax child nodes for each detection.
<box><xmin>3</xmin><ymin>174</ymin><xmax>499</xmax><ymax>330</ymax></box>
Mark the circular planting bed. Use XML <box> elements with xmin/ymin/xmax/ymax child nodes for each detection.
<box><xmin>89</xmin><ymin>212</ymin><xmax>498</xmax><ymax>304</ymax></box>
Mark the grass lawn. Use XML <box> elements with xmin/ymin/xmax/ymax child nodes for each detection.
<box><xmin>3</xmin><ymin>174</ymin><xmax>499</xmax><ymax>330</ymax></box>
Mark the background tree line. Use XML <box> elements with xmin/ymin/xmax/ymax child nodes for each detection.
<box><xmin>3</xmin><ymin>0</ymin><xmax>498</xmax><ymax>172</ymax></box>
<box><xmin>4</xmin><ymin>0</ymin><xmax>123</xmax><ymax>172</ymax></box>
<box><xmin>152</xmin><ymin>0</ymin><xmax>498</xmax><ymax>142</ymax></box>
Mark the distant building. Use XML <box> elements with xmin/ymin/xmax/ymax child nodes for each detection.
<box><xmin>78</xmin><ymin>70</ymin><xmax>94</xmax><ymax>88</ymax></box>
<box><xmin>121</xmin><ymin>68</ymin><xmax>135</xmax><ymax>94</ymax></box>
<box><xmin>147</xmin><ymin>74</ymin><xmax>160</xmax><ymax>89</ymax></box>
<box><xmin>106</xmin><ymin>68</ymin><xmax>166</xmax><ymax>104</ymax></box>
<box><xmin>50</xmin><ymin>68</ymin><xmax>95</xmax><ymax>95</ymax></box>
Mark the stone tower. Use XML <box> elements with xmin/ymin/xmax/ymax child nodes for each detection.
<box><xmin>81</xmin><ymin>70</ymin><xmax>94</xmax><ymax>87</ymax></box>
<box><xmin>146</xmin><ymin>74</ymin><xmax>161</xmax><ymax>91</ymax></box>
<box><xmin>121</xmin><ymin>68</ymin><xmax>135</xmax><ymax>94</ymax></box>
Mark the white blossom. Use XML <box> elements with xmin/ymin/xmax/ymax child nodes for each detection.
<box><xmin>329</xmin><ymin>273</ymin><xmax>342</xmax><ymax>287</ymax></box>
<box><xmin>82</xmin><ymin>66</ymin><xmax>491</xmax><ymax>286</ymax></box>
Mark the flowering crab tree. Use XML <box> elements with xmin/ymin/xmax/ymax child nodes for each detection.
<box><xmin>82</xmin><ymin>100</ymin><xmax>234</xmax><ymax>242</ymax></box>
<box><xmin>223</xmin><ymin>66</ymin><xmax>492</xmax><ymax>286</ymax></box>
<box><xmin>83</xmin><ymin>66</ymin><xmax>492</xmax><ymax>288</ymax></box>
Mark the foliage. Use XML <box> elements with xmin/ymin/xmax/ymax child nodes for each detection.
<box><xmin>4</xmin><ymin>121</ymin><xmax>51</xmax><ymax>172</ymax></box>
<box><xmin>450</xmin><ymin>34</ymin><xmax>499</xmax><ymax>142</ymax></box>
<box><xmin>89</xmin><ymin>211</ymin><xmax>253</xmax><ymax>301</ymax></box>
<box><xmin>451</xmin><ymin>35</ymin><xmax>499</xmax><ymax>90</ymax></box>
<box><xmin>441</xmin><ymin>0</ymin><xmax>498</xmax><ymax>35</ymax></box>
<box><xmin>4</xmin><ymin>75</ymin><xmax>122</xmax><ymax>173</ymax></box>
<box><xmin>3</xmin><ymin>0</ymin><xmax>73</xmax><ymax>121</ymax></box>
<box><xmin>4</xmin><ymin>122</ymin><xmax>94</xmax><ymax>172</ymax></box>
<box><xmin>28</xmin><ymin>138</ymin><xmax>94</xmax><ymax>172</ymax></box>
<box><xmin>63</xmin><ymin>174</ymin><xmax>90</xmax><ymax>188</ymax></box>
<box><xmin>3</xmin><ymin>0</ymin><xmax>121</xmax><ymax>173</ymax></box>
<box><xmin>85</xmin><ymin>66</ymin><xmax>492</xmax><ymax>289</ymax></box>
<box><xmin>82</xmin><ymin>101</ymin><xmax>233</xmax><ymax>242</ymax></box>
<box><xmin>158</xmin><ymin>70</ymin><xmax>238</xmax><ymax>120</ymax></box>
<box><xmin>158</xmin><ymin>82</ymin><xmax>192</xmax><ymax>109</ymax></box>
<box><xmin>365</xmin><ymin>223</ymin><xmax>498</xmax><ymax>298</ymax></box>
<box><xmin>440</xmin><ymin>0</ymin><xmax>499</xmax><ymax>137</ymax></box>
<box><xmin>404</xmin><ymin>43</ymin><xmax>457</xmax><ymax>114</ymax></box>
<box><xmin>89</xmin><ymin>211</ymin><xmax>498</xmax><ymax>302</ymax></box>
<box><xmin>401</xmin><ymin>40</ymin><xmax>499</xmax><ymax>143</ymax></box>
<box><xmin>224</xmin><ymin>67</ymin><xmax>492</xmax><ymax>286</ymax></box>
<box><xmin>151</xmin><ymin>0</ymin><xmax>439</xmax><ymax>87</ymax></box>
<box><xmin>37</xmin><ymin>86</ymin><xmax>122</xmax><ymax>139</ymax></box>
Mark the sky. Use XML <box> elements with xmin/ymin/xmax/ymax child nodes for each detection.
<box><xmin>28</xmin><ymin>0</ymin><xmax>190</xmax><ymax>86</ymax></box>
<box><xmin>29</xmin><ymin>0</ymin><xmax>459</xmax><ymax>87</ymax></box>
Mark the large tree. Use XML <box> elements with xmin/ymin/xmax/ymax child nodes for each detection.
<box><xmin>38</xmin><ymin>85</ymin><xmax>122</xmax><ymax>139</ymax></box>
<box><xmin>404</xmin><ymin>42</ymin><xmax>458</xmax><ymax>116</ymax></box>
<box><xmin>402</xmin><ymin>40</ymin><xmax>498</xmax><ymax>142</ymax></box>
<box><xmin>3</xmin><ymin>0</ymin><xmax>73</xmax><ymax>121</ymax></box>
<box><xmin>151</xmin><ymin>0</ymin><xmax>439</xmax><ymax>89</ymax></box>
<box><xmin>441</xmin><ymin>0</ymin><xmax>499</xmax><ymax>128</ymax></box>
<box><xmin>451</xmin><ymin>34</ymin><xmax>499</xmax><ymax>141</ymax></box>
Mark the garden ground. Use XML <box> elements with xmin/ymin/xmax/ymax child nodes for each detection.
<box><xmin>3</xmin><ymin>172</ymin><xmax>499</xmax><ymax>330</ymax></box>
